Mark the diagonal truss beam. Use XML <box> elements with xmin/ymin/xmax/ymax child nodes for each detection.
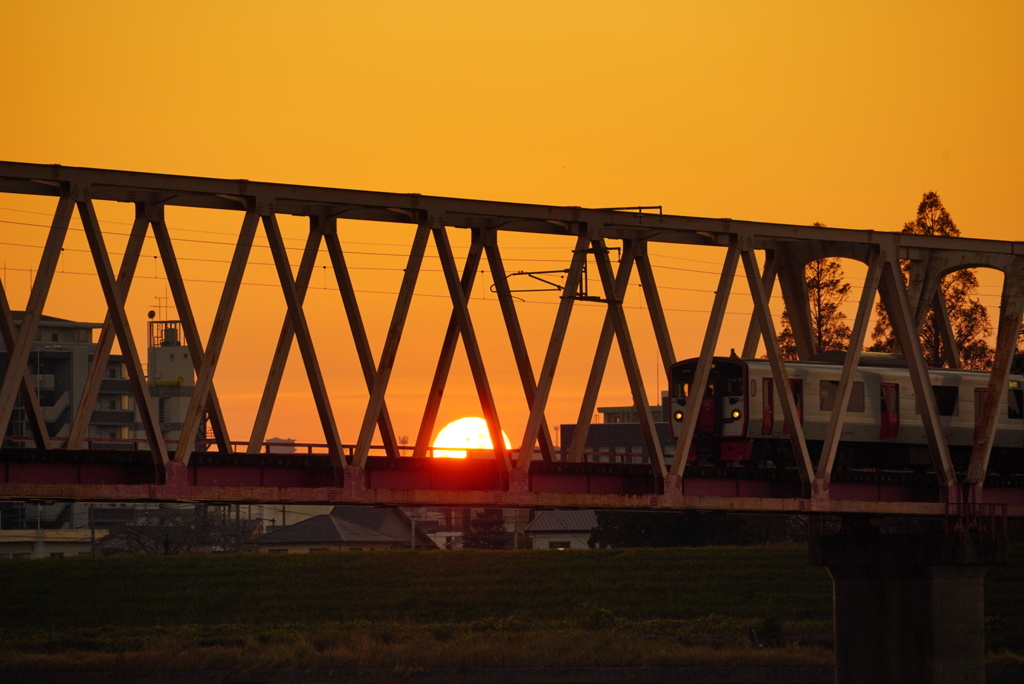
<box><xmin>149</xmin><ymin>206</ymin><xmax>233</xmax><ymax>454</ymax></box>
<box><xmin>430</xmin><ymin>225</ymin><xmax>509</xmax><ymax>470</ymax></box>
<box><xmin>323</xmin><ymin>223</ymin><xmax>400</xmax><ymax>459</ymax></box>
<box><xmin>353</xmin><ymin>221</ymin><xmax>431</xmax><ymax>467</ymax></box>
<box><xmin>0</xmin><ymin>194</ymin><xmax>74</xmax><ymax>437</ymax></box>
<box><xmin>741</xmin><ymin>251</ymin><xmax>777</xmax><ymax>359</ymax></box>
<box><xmin>261</xmin><ymin>212</ymin><xmax>343</xmax><ymax>467</ymax></box>
<box><xmin>740</xmin><ymin>241</ymin><xmax>814</xmax><ymax>485</ymax></box>
<box><xmin>174</xmin><ymin>207</ymin><xmax>259</xmax><ymax>465</ymax></box>
<box><xmin>67</xmin><ymin>203</ymin><xmax>150</xmax><ymax>449</ymax></box>
<box><xmin>247</xmin><ymin>226</ymin><xmax>323</xmax><ymax>454</ymax></box>
<box><xmin>566</xmin><ymin>242</ymin><xmax>638</xmax><ymax>463</ymax></box>
<box><xmin>816</xmin><ymin>247</ymin><xmax>884</xmax><ymax>483</ymax></box>
<box><xmin>412</xmin><ymin>236</ymin><xmax>484</xmax><ymax>459</ymax></box>
<box><xmin>775</xmin><ymin>249</ymin><xmax>816</xmax><ymax>360</ymax></box>
<box><xmin>876</xmin><ymin>243</ymin><xmax>956</xmax><ymax>486</ymax></box>
<box><xmin>671</xmin><ymin>240</ymin><xmax>740</xmax><ymax>477</ymax></box>
<box><xmin>634</xmin><ymin>242</ymin><xmax>676</xmax><ymax>389</ymax></box>
<box><xmin>907</xmin><ymin>256</ymin><xmax>961</xmax><ymax>368</ymax></box>
<box><xmin>76</xmin><ymin>194</ymin><xmax>168</xmax><ymax>467</ymax></box>
<box><xmin>482</xmin><ymin>234</ymin><xmax>556</xmax><ymax>462</ymax></box>
<box><xmin>0</xmin><ymin>278</ymin><xmax>50</xmax><ymax>448</ymax></box>
<box><xmin>966</xmin><ymin>258</ymin><xmax>1024</xmax><ymax>485</ymax></box>
<box><xmin>591</xmin><ymin>238</ymin><xmax>666</xmax><ymax>476</ymax></box>
<box><xmin>517</xmin><ymin>230</ymin><xmax>590</xmax><ymax>470</ymax></box>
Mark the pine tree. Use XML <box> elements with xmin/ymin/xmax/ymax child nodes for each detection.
<box><xmin>869</xmin><ymin>192</ymin><xmax>992</xmax><ymax>369</ymax></box>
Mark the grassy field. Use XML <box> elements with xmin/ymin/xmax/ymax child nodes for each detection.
<box><xmin>0</xmin><ymin>544</ymin><xmax>1021</xmax><ymax>672</ymax></box>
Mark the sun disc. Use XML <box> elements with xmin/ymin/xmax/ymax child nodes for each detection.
<box><xmin>432</xmin><ymin>417</ymin><xmax>512</xmax><ymax>458</ymax></box>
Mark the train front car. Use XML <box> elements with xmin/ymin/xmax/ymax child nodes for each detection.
<box><xmin>669</xmin><ymin>357</ymin><xmax>751</xmax><ymax>464</ymax></box>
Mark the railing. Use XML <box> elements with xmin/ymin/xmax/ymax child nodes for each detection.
<box><xmin>1</xmin><ymin>435</ymin><xmax>673</xmax><ymax>465</ymax></box>
<box><xmin>944</xmin><ymin>502</ymin><xmax>1009</xmax><ymax>542</ymax></box>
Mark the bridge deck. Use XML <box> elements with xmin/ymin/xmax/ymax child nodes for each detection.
<box><xmin>3</xmin><ymin>447</ymin><xmax>1023</xmax><ymax>516</ymax></box>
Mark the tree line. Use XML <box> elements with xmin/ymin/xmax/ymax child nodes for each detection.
<box><xmin>776</xmin><ymin>191</ymin><xmax>1000</xmax><ymax>369</ymax></box>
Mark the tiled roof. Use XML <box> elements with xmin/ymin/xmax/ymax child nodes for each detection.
<box><xmin>255</xmin><ymin>506</ymin><xmax>436</xmax><ymax>548</ymax></box>
<box><xmin>525</xmin><ymin>509</ymin><xmax>598</xmax><ymax>533</ymax></box>
<box><xmin>331</xmin><ymin>506</ymin><xmax>389</xmax><ymax>530</ymax></box>
<box><xmin>254</xmin><ymin>514</ymin><xmax>399</xmax><ymax>545</ymax></box>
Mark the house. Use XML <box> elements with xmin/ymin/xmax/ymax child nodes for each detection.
<box><xmin>558</xmin><ymin>395</ymin><xmax>676</xmax><ymax>465</ymax></box>
<box><xmin>0</xmin><ymin>529</ymin><xmax>107</xmax><ymax>559</ymax></box>
<box><xmin>525</xmin><ymin>509</ymin><xmax>598</xmax><ymax>549</ymax></box>
<box><xmin>253</xmin><ymin>506</ymin><xmax>438</xmax><ymax>553</ymax></box>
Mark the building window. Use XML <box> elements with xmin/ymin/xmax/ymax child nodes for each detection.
<box><xmin>548</xmin><ymin>541</ymin><xmax>571</xmax><ymax>550</ymax></box>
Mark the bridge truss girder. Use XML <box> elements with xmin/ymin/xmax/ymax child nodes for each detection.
<box><xmin>1</xmin><ymin>161</ymin><xmax>1023</xmax><ymax>515</ymax></box>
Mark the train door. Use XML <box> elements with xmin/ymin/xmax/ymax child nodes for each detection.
<box><xmin>782</xmin><ymin>379</ymin><xmax>803</xmax><ymax>435</ymax></box>
<box><xmin>974</xmin><ymin>387</ymin><xmax>987</xmax><ymax>444</ymax></box>
<box><xmin>761</xmin><ymin>378</ymin><xmax>774</xmax><ymax>434</ymax></box>
<box><xmin>880</xmin><ymin>382</ymin><xmax>899</xmax><ymax>439</ymax></box>
<box><xmin>697</xmin><ymin>372</ymin><xmax>720</xmax><ymax>434</ymax></box>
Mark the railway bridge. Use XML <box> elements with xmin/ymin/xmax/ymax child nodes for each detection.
<box><xmin>2</xmin><ymin>161</ymin><xmax>1023</xmax><ymax>683</ymax></box>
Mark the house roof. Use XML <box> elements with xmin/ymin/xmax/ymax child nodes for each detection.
<box><xmin>525</xmin><ymin>509</ymin><xmax>598</xmax><ymax>533</ymax></box>
<box><xmin>255</xmin><ymin>506</ymin><xmax>437</xmax><ymax>548</ymax></box>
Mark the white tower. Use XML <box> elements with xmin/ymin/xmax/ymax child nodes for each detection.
<box><xmin>146</xmin><ymin>314</ymin><xmax>196</xmax><ymax>446</ymax></box>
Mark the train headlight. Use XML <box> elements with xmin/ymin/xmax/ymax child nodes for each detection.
<box><xmin>730</xmin><ymin>409</ymin><xmax>742</xmax><ymax>420</ymax></box>
<box><xmin>673</xmin><ymin>411</ymin><xmax>684</xmax><ymax>422</ymax></box>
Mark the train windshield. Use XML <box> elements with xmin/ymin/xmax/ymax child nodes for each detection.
<box><xmin>671</xmin><ymin>358</ymin><xmax>745</xmax><ymax>399</ymax></box>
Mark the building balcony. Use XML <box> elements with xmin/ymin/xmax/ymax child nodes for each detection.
<box><xmin>99</xmin><ymin>378</ymin><xmax>132</xmax><ymax>394</ymax></box>
<box><xmin>89</xmin><ymin>409</ymin><xmax>135</xmax><ymax>426</ymax></box>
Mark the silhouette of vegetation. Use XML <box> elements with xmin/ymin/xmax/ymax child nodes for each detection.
<box><xmin>870</xmin><ymin>192</ymin><xmax>993</xmax><ymax>369</ymax></box>
<box><xmin>462</xmin><ymin>508</ymin><xmax>513</xmax><ymax>549</ymax></box>
<box><xmin>588</xmin><ymin>510</ymin><xmax>745</xmax><ymax>548</ymax></box>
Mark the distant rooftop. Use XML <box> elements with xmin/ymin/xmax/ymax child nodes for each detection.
<box><xmin>525</xmin><ymin>509</ymin><xmax>598</xmax><ymax>533</ymax></box>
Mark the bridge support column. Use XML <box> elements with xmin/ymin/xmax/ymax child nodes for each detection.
<box><xmin>810</xmin><ymin>530</ymin><xmax>1004</xmax><ymax>684</ymax></box>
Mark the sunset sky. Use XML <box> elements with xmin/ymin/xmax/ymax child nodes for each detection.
<box><xmin>2</xmin><ymin>2</ymin><xmax>1022</xmax><ymax>447</ymax></box>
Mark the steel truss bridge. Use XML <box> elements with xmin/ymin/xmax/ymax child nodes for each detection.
<box><xmin>2</xmin><ymin>161</ymin><xmax>1024</xmax><ymax>517</ymax></box>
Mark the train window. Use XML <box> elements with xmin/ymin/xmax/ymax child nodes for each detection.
<box><xmin>932</xmin><ymin>386</ymin><xmax>959</xmax><ymax>416</ymax></box>
<box><xmin>1009</xmin><ymin>389</ymin><xmax>1024</xmax><ymax>419</ymax></box>
<box><xmin>819</xmin><ymin>381</ymin><xmax>865</xmax><ymax>412</ymax></box>
<box><xmin>916</xmin><ymin>386</ymin><xmax>960</xmax><ymax>416</ymax></box>
<box><xmin>672</xmin><ymin>366</ymin><xmax>694</xmax><ymax>399</ymax></box>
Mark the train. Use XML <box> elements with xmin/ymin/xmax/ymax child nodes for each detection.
<box><xmin>668</xmin><ymin>352</ymin><xmax>1024</xmax><ymax>473</ymax></box>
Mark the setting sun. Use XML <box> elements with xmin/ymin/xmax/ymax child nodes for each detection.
<box><xmin>432</xmin><ymin>417</ymin><xmax>512</xmax><ymax>459</ymax></box>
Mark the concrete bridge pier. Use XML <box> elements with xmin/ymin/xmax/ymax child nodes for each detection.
<box><xmin>810</xmin><ymin>529</ymin><xmax>1005</xmax><ymax>684</ymax></box>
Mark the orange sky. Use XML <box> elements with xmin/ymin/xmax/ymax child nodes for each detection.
<box><xmin>2</xmin><ymin>2</ymin><xmax>1023</xmax><ymax>447</ymax></box>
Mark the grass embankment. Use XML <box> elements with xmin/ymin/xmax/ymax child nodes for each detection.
<box><xmin>0</xmin><ymin>545</ymin><xmax>1021</xmax><ymax>671</ymax></box>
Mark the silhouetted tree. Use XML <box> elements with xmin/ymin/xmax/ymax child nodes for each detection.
<box><xmin>777</xmin><ymin>228</ymin><xmax>852</xmax><ymax>360</ymax></box>
<box><xmin>588</xmin><ymin>510</ymin><xmax>744</xmax><ymax>548</ymax></box>
<box><xmin>869</xmin><ymin>192</ymin><xmax>992</xmax><ymax>369</ymax></box>
<box><xmin>463</xmin><ymin>508</ymin><xmax>513</xmax><ymax>549</ymax></box>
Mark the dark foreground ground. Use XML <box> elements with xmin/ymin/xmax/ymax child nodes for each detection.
<box><xmin>3</xmin><ymin>668</ymin><xmax>1024</xmax><ymax>684</ymax></box>
<box><xmin>1</xmin><ymin>545</ymin><xmax>1021</xmax><ymax>679</ymax></box>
